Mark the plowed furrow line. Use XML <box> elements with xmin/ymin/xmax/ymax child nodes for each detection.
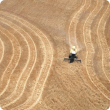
<box><xmin>0</xmin><ymin>25</ymin><xmax>21</xmax><ymax>96</ymax></box>
<box><xmin>0</xmin><ymin>38</ymin><xmax>4</xmax><ymax>63</ymax></box>
<box><xmin>104</xmin><ymin>13</ymin><xmax>110</xmax><ymax>51</ymax></box>
<box><xmin>68</xmin><ymin>0</ymin><xmax>99</xmax><ymax>109</ymax></box>
<box><xmin>0</xmin><ymin>17</ymin><xmax>28</xmax><ymax>99</ymax></box>
<box><xmin>68</xmin><ymin>0</ymin><xmax>85</xmax><ymax>47</ymax></box>
<box><xmin>76</xmin><ymin>0</ymin><xmax>93</xmax><ymax>63</ymax></box>
<box><xmin>0</xmin><ymin>26</ymin><xmax>29</xmax><ymax>101</ymax></box>
<box><xmin>12</xmin><ymin>26</ymin><xmax>53</xmax><ymax>110</ymax></box>
<box><xmin>50</xmin><ymin>0</ymin><xmax>92</xmax><ymax>109</ymax></box>
<box><xmin>0</xmin><ymin>11</ymin><xmax>53</xmax><ymax>110</ymax></box>
<box><xmin>0</xmin><ymin>31</ymin><xmax>13</xmax><ymax>80</ymax></box>
<box><xmin>0</xmin><ymin>17</ymin><xmax>37</xmax><ymax>107</ymax></box>
<box><xmin>54</xmin><ymin>0</ymin><xmax>99</xmax><ymax>109</ymax></box>
<box><xmin>74</xmin><ymin>0</ymin><xmax>110</xmax><ymax>107</ymax></box>
<box><xmin>91</xmin><ymin>1</ymin><xmax>110</xmax><ymax>91</ymax></box>
<box><xmin>66</xmin><ymin>0</ymin><xmax>84</xmax><ymax>41</ymax></box>
<box><xmin>84</xmin><ymin>0</ymin><xmax>110</xmax><ymax>100</ymax></box>
<box><xmin>69</xmin><ymin>1</ymin><xmax>101</xmax><ymax>104</ymax></box>
<box><xmin>71</xmin><ymin>1</ymin><xmax>101</xmax><ymax>95</ymax></box>
<box><xmin>0</xmin><ymin>14</ymin><xmax>45</xmax><ymax>109</ymax></box>
<box><xmin>98</xmin><ymin>5</ymin><xmax>110</xmax><ymax>81</ymax></box>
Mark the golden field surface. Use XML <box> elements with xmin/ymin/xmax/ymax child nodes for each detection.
<box><xmin>0</xmin><ymin>0</ymin><xmax>110</xmax><ymax>110</ymax></box>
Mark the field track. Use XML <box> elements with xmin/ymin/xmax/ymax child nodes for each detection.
<box><xmin>0</xmin><ymin>0</ymin><xmax>110</xmax><ymax>110</ymax></box>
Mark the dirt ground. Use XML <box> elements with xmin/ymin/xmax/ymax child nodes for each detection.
<box><xmin>0</xmin><ymin>0</ymin><xmax>110</xmax><ymax>110</ymax></box>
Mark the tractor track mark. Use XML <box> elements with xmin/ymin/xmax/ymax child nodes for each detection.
<box><xmin>68</xmin><ymin>0</ymin><xmax>85</xmax><ymax>48</ymax></box>
<box><xmin>84</xmin><ymin>0</ymin><xmax>110</xmax><ymax>100</ymax></box>
<box><xmin>91</xmin><ymin>1</ymin><xmax>110</xmax><ymax>91</ymax></box>
<box><xmin>0</xmin><ymin>31</ymin><xmax>13</xmax><ymax>83</ymax></box>
<box><xmin>75</xmin><ymin>0</ymin><xmax>109</xmax><ymax>109</ymax></box>
<box><xmin>67</xmin><ymin>0</ymin><xmax>99</xmax><ymax>109</ymax></box>
<box><xmin>0</xmin><ymin>14</ymin><xmax>45</xmax><ymax>109</ymax></box>
<box><xmin>0</xmin><ymin>11</ymin><xmax>52</xmax><ymax>110</ymax></box>
<box><xmin>0</xmin><ymin>38</ymin><xmax>4</xmax><ymax>63</ymax></box>
<box><xmin>0</xmin><ymin>13</ymin><xmax>45</xmax><ymax>108</ymax></box>
<box><xmin>0</xmin><ymin>17</ymin><xmax>28</xmax><ymax>99</ymax></box>
<box><xmin>0</xmin><ymin>21</ymin><xmax>29</xmax><ymax>102</ymax></box>
<box><xmin>0</xmin><ymin>24</ymin><xmax>21</xmax><ymax>97</ymax></box>
<box><xmin>98</xmin><ymin>5</ymin><xmax>110</xmax><ymax>83</ymax></box>
<box><xmin>0</xmin><ymin>15</ymin><xmax>36</xmax><ymax>108</ymax></box>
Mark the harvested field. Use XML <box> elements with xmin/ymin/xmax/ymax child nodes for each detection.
<box><xmin>0</xmin><ymin>0</ymin><xmax>110</xmax><ymax>110</ymax></box>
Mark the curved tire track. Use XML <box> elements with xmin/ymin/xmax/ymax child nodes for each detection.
<box><xmin>0</xmin><ymin>23</ymin><xmax>21</xmax><ymax>97</ymax></box>
<box><xmin>0</xmin><ymin>31</ymin><xmax>13</xmax><ymax>83</ymax></box>
<box><xmin>84</xmin><ymin>0</ymin><xmax>110</xmax><ymax>100</ymax></box>
<box><xmin>0</xmin><ymin>16</ymin><xmax>37</xmax><ymax>108</ymax></box>
<box><xmin>0</xmin><ymin>38</ymin><xmax>4</xmax><ymax>63</ymax></box>
<box><xmin>98</xmin><ymin>5</ymin><xmax>110</xmax><ymax>83</ymax></box>
<box><xmin>0</xmin><ymin>11</ymin><xmax>53</xmax><ymax>110</ymax></box>
<box><xmin>91</xmin><ymin>1</ymin><xmax>110</xmax><ymax>91</ymax></box>
<box><xmin>68</xmin><ymin>0</ymin><xmax>85</xmax><ymax>48</ymax></box>
<box><xmin>0</xmin><ymin>24</ymin><xmax>29</xmax><ymax>101</ymax></box>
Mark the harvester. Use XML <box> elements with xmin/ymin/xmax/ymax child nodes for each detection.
<box><xmin>64</xmin><ymin>46</ymin><xmax>81</xmax><ymax>63</ymax></box>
